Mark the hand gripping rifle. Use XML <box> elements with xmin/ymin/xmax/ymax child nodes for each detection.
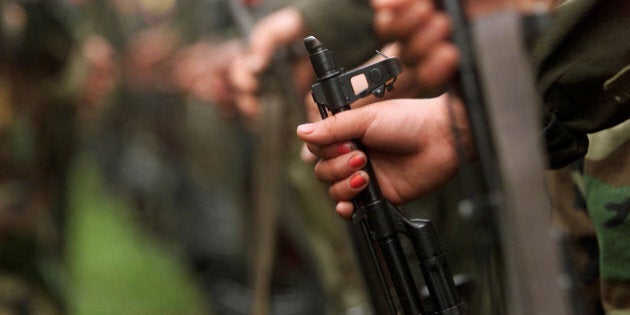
<box><xmin>304</xmin><ymin>36</ymin><xmax>466</xmax><ymax>315</ymax></box>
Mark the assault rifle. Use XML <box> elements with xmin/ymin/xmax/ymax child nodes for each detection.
<box><xmin>305</xmin><ymin>36</ymin><xmax>466</xmax><ymax>315</ymax></box>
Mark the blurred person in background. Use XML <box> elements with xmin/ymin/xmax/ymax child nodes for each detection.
<box><xmin>71</xmin><ymin>0</ymin><xmax>362</xmax><ymax>314</ymax></box>
<box><xmin>0</xmin><ymin>0</ymin><xmax>93</xmax><ymax>313</ymax></box>
<box><xmin>173</xmin><ymin>0</ymin><xmax>374</xmax><ymax>313</ymax></box>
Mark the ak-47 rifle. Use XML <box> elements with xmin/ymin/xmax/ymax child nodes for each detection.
<box><xmin>305</xmin><ymin>36</ymin><xmax>466</xmax><ymax>315</ymax></box>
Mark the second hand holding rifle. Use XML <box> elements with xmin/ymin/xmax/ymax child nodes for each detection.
<box><xmin>304</xmin><ymin>36</ymin><xmax>466</xmax><ymax>315</ymax></box>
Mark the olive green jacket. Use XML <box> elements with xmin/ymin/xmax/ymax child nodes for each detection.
<box><xmin>533</xmin><ymin>0</ymin><xmax>630</xmax><ymax>168</ymax></box>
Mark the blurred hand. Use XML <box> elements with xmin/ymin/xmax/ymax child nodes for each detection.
<box><xmin>79</xmin><ymin>35</ymin><xmax>118</xmax><ymax>120</ymax></box>
<box><xmin>372</xmin><ymin>0</ymin><xmax>459</xmax><ymax>97</ymax></box>
<box><xmin>296</xmin><ymin>95</ymin><xmax>473</xmax><ymax>218</ymax></box>
<box><xmin>124</xmin><ymin>25</ymin><xmax>179</xmax><ymax>90</ymax></box>
<box><xmin>172</xmin><ymin>39</ymin><xmax>242</xmax><ymax>116</ymax></box>
<box><xmin>228</xmin><ymin>6</ymin><xmax>309</xmax><ymax>120</ymax></box>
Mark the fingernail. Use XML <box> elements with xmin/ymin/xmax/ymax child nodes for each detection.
<box><xmin>348</xmin><ymin>154</ymin><xmax>365</xmax><ymax>169</ymax></box>
<box><xmin>297</xmin><ymin>123</ymin><xmax>316</xmax><ymax>134</ymax></box>
<box><xmin>337</xmin><ymin>143</ymin><xmax>354</xmax><ymax>155</ymax></box>
<box><xmin>349</xmin><ymin>173</ymin><xmax>366</xmax><ymax>189</ymax></box>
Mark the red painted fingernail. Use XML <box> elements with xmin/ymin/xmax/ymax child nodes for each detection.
<box><xmin>337</xmin><ymin>143</ymin><xmax>354</xmax><ymax>155</ymax></box>
<box><xmin>349</xmin><ymin>173</ymin><xmax>366</xmax><ymax>189</ymax></box>
<box><xmin>348</xmin><ymin>154</ymin><xmax>365</xmax><ymax>168</ymax></box>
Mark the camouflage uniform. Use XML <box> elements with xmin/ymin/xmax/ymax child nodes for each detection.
<box><xmin>535</xmin><ymin>0</ymin><xmax>630</xmax><ymax>313</ymax></box>
<box><xmin>584</xmin><ymin>119</ymin><xmax>630</xmax><ymax>314</ymax></box>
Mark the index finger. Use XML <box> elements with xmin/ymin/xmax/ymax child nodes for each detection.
<box><xmin>296</xmin><ymin>106</ymin><xmax>378</xmax><ymax>146</ymax></box>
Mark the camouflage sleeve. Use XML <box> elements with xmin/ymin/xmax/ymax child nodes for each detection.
<box><xmin>294</xmin><ymin>0</ymin><xmax>380</xmax><ymax>68</ymax></box>
<box><xmin>534</xmin><ymin>0</ymin><xmax>630</xmax><ymax>168</ymax></box>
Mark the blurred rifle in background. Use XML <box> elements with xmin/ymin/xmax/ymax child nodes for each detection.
<box><xmin>228</xmin><ymin>1</ymin><xmax>325</xmax><ymax>315</ymax></box>
<box><xmin>437</xmin><ymin>0</ymin><xmax>574</xmax><ymax>314</ymax></box>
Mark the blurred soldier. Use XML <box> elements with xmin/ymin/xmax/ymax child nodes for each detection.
<box><xmin>70</xmin><ymin>0</ymin><xmax>338</xmax><ymax>314</ymax></box>
<box><xmin>0</xmin><ymin>0</ymin><xmax>81</xmax><ymax>313</ymax></box>
<box><xmin>173</xmin><ymin>1</ymin><xmax>364</xmax><ymax>313</ymax></box>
